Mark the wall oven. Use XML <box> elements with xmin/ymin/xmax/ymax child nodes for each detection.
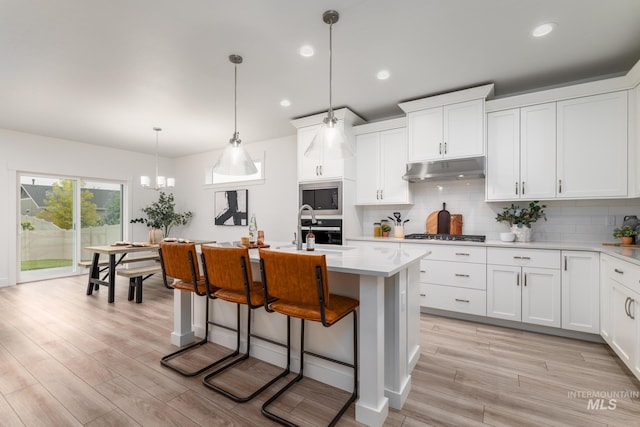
<box><xmin>299</xmin><ymin>180</ymin><xmax>342</xmax><ymax>216</ymax></box>
<box><xmin>300</xmin><ymin>218</ymin><xmax>342</xmax><ymax>246</ymax></box>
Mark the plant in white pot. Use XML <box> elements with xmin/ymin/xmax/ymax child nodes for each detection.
<box><xmin>495</xmin><ymin>201</ymin><xmax>546</xmax><ymax>242</ymax></box>
<box><xmin>131</xmin><ymin>192</ymin><xmax>193</xmax><ymax>243</ymax></box>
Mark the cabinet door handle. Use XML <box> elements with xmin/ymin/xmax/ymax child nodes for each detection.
<box><xmin>513</xmin><ymin>256</ymin><xmax>531</xmax><ymax>260</ymax></box>
<box><xmin>455</xmin><ymin>252</ymin><xmax>470</xmax><ymax>256</ymax></box>
<box><xmin>558</xmin><ymin>179</ymin><xmax>562</xmax><ymax>193</ymax></box>
<box><xmin>630</xmin><ymin>299</ymin><xmax>635</xmax><ymax>320</ymax></box>
<box><xmin>420</xmin><ymin>270</ymin><xmax>426</xmax><ymax>273</ymax></box>
<box><xmin>517</xmin><ymin>273</ymin><xmax>520</xmax><ymax>286</ymax></box>
<box><xmin>515</xmin><ymin>182</ymin><xmax>519</xmax><ymax>195</ymax></box>
<box><xmin>564</xmin><ymin>256</ymin><xmax>567</xmax><ymax>271</ymax></box>
<box><xmin>439</xmin><ymin>143</ymin><xmax>442</xmax><ymax>155</ymax></box>
<box><xmin>522</xmin><ymin>181</ymin><xmax>525</xmax><ymax>195</ymax></box>
<box><xmin>455</xmin><ymin>298</ymin><xmax>470</xmax><ymax>303</ymax></box>
<box><xmin>320</xmin><ymin>165</ymin><xmax>323</xmax><ymax>175</ymax></box>
<box><xmin>614</xmin><ymin>268</ymin><xmax>624</xmax><ymax>274</ymax></box>
<box><xmin>524</xmin><ymin>273</ymin><xmax>527</xmax><ymax>287</ymax></box>
<box><xmin>420</xmin><ymin>293</ymin><xmax>426</xmax><ymax>297</ymax></box>
<box><xmin>625</xmin><ymin>297</ymin><xmax>631</xmax><ymax>317</ymax></box>
<box><xmin>455</xmin><ymin>273</ymin><xmax>470</xmax><ymax>278</ymax></box>
<box><xmin>380</xmin><ymin>189</ymin><xmax>383</xmax><ymax>199</ymax></box>
<box><xmin>444</xmin><ymin>142</ymin><xmax>447</xmax><ymax>154</ymax></box>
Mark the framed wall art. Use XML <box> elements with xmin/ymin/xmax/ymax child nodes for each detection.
<box><xmin>214</xmin><ymin>189</ymin><xmax>248</xmax><ymax>226</ymax></box>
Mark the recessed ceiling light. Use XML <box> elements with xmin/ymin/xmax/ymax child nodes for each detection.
<box><xmin>299</xmin><ymin>45</ymin><xmax>314</xmax><ymax>57</ymax></box>
<box><xmin>376</xmin><ymin>70</ymin><xmax>390</xmax><ymax>80</ymax></box>
<box><xmin>280</xmin><ymin>99</ymin><xmax>291</xmax><ymax>107</ymax></box>
<box><xmin>532</xmin><ymin>22</ymin><xmax>556</xmax><ymax>37</ymax></box>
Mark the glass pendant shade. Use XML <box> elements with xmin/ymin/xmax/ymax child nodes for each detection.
<box><xmin>140</xmin><ymin>127</ymin><xmax>175</xmax><ymax>190</ymax></box>
<box><xmin>305</xmin><ymin>114</ymin><xmax>353</xmax><ymax>159</ymax></box>
<box><xmin>212</xmin><ymin>54</ymin><xmax>258</xmax><ymax>176</ymax></box>
<box><xmin>304</xmin><ymin>10</ymin><xmax>353</xmax><ymax>160</ymax></box>
<box><xmin>212</xmin><ymin>134</ymin><xmax>258</xmax><ymax>175</ymax></box>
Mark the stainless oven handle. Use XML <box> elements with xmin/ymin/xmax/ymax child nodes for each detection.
<box><xmin>300</xmin><ymin>226</ymin><xmax>342</xmax><ymax>231</ymax></box>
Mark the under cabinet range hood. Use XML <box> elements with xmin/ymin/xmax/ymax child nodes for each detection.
<box><xmin>402</xmin><ymin>156</ymin><xmax>485</xmax><ymax>182</ymax></box>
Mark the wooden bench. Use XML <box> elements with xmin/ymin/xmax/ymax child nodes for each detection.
<box><xmin>78</xmin><ymin>255</ymin><xmax>159</xmax><ymax>269</ymax></box>
<box><xmin>116</xmin><ymin>264</ymin><xmax>163</xmax><ymax>303</ymax></box>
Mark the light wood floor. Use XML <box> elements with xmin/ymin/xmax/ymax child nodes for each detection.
<box><xmin>1</xmin><ymin>275</ymin><xmax>639</xmax><ymax>426</ymax></box>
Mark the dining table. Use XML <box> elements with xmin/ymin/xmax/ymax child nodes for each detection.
<box><xmin>85</xmin><ymin>239</ymin><xmax>215</xmax><ymax>303</ymax></box>
<box><xmin>84</xmin><ymin>243</ymin><xmax>160</xmax><ymax>303</ymax></box>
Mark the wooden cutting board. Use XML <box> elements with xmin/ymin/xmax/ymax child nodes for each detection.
<box><xmin>426</xmin><ymin>211</ymin><xmax>438</xmax><ymax>234</ymax></box>
<box><xmin>426</xmin><ymin>212</ymin><xmax>463</xmax><ymax>234</ymax></box>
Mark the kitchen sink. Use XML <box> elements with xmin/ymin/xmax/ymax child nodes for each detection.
<box><xmin>274</xmin><ymin>244</ymin><xmax>356</xmax><ymax>254</ymax></box>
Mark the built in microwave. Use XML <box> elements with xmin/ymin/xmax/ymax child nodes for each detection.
<box><xmin>299</xmin><ymin>180</ymin><xmax>342</xmax><ymax>215</ymax></box>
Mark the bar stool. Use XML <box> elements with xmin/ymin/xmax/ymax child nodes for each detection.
<box><xmin>158</xmin><ymin>242</ymin><xmax>237</xmax><ymax>376</ymax></box>
<box><xmin>258</xmin><ymin>249</ymin><xmax>359</xmax><ymax>427</ymax></box>
<box><xmin>199</xmin><ymin>246</ymin><xmax>289</xmax><ymax>402</ymax></box>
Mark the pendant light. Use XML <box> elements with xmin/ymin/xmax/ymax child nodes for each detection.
<box><xmin>212</xmin><ymin>54</ymin><xmax>258</xmax><ymax>176</ymax></box>
<box><xmin>304</xmin><ymin>10</ymin><xmax>353</xmax><ymax>160</ymax></box>
<box><xmin>141</xmin><ymin>127</ymin><xmax>175</xmax><ymax>190</ymax></box>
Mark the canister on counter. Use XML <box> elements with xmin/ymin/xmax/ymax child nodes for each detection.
<box><xmin>373</xmin><ymin>222</ymin><xmax>381</xmax><ymax>237</ymax></box>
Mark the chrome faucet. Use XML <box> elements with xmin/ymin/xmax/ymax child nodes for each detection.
<box><xmin>297</xmin><ymin>204</ymin><xmax>317</xmax><ymax>250</ymax></box>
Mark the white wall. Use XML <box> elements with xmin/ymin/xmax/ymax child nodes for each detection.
<box><xmin>0</xmin><ymin>128</ymin><xmax>173</xmax><ymax>286</ymax></box>
<box><xmin>358</xmin><ymin>179</ymin><xmax>640</xmax><ymax>243</ymax></box>
<box><xmin>174</xmin><ymin>135</ymin><xmax>297</xmax><ymax>244</ymax></box>
<box><xmin>0</xmin><ymin>129</ymin><xmax>297</xmax><ymax>287</ymax></box>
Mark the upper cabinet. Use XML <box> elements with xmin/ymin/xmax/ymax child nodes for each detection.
<box><xmin>487</xmin><ymin>90</ymin><xmax>629</xmax><ymax>201</ymax></box>
<box><xmin>557</xmin><ymin>91</ymin><xmax>628</xmax><ymax>198</ymax></box>
<box><xmin>354</xmin><ymin>118</ymin><xmax>411</xmax><ymax>205</ymax></box>
<box><xmin>486</xmin><ymin>103</ymin><xmax>557</xmax><ymax>200</ymax></box>
<box><xmin>399</xmin><ymin>84</ymin><xmax>494</xmax><ymax>163</ymax></box>
<box><xmin>291</xmin><ymin>108</ymin><xmax>364</xmax><ymax>182</ymax></box>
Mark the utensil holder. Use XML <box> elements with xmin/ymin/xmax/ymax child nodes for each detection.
<box><xmin>394</xmin><ymin>225</ymin><xmax>404</xmax><ymax>238</ymax></box>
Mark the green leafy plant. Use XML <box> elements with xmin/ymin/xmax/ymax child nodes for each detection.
<box><xmin>495</xmin><ymin>201</ymin><xmax>547</xmax><ymax>228</ymax></box>
<box><xmin>130</xmin><ymin>192</ymin><xmax>193</xmax><ymax>237</ymax></box>
<box><xmin>381</xmin><ymin>223</ymin><xmax>392</xmax><ymax>233</ymax></box>
<box><xmin>613</xmin><ymin>225</ymin><xmax>637</xmax><ymax>238</ymax></box>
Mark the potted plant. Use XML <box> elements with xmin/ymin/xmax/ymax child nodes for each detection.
<box><xmin>613</xmin><ymin>225</ymin><xmax>637</xmax><ymax>245</ymax></box>
<box><xmin>495</xmin><ymin>201</ymin><xmax>547</xmax><ymax>242</ymax></box>
<box><xmin>381</xmin><ymin>222</ymin><xmax>392</xmax><ymax>237</ymax></box>
<box><xmin>131</xmin><ymin>192</ymin><xmax>193</xmax><ymax>242</ymax></box>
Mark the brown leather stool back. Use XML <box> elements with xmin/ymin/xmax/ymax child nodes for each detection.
<box><xmin>159</xmin><ymin>241</ymin><xmax>201</xmax><ymax>282</ymax></box>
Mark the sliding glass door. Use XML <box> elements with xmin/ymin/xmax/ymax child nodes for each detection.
<box><xmin>18</xmin><ymin>174</ymin><xmax>123</xmax><ymax>283</ymax></box>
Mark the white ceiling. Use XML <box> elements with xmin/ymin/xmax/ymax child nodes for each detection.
<box><xmin>2</xmin><ymin>0</ymin><xmax>640</xmax><ymax>158</ymax></box>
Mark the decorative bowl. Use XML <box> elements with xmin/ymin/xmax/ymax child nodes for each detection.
<box><xmin>500</xmin><ymin>232</ymin><xmax>516</xmax><ymax>242</ymax></box>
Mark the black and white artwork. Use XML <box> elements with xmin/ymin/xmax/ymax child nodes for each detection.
<box><xmin>214</xmin><ymin>190</ymin><xmax>248</xmax><ymax>226</ymax></box>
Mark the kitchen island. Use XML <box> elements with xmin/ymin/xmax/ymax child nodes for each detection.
<box><xmin>170</xmin><ymin>243</ymin><xmax>429</xmax><ymax>427</ymax></box>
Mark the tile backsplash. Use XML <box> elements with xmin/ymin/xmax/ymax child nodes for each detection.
<box><xmin>359</xmin><ymin>179</ymin><xmax>640</xmax><ymax>243</ymax></box>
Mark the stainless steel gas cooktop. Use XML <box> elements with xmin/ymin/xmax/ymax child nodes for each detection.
<box><xmin>404</xmin><ymin>233</ymin><xmax>486</xmax><ymax>242</ymax></box>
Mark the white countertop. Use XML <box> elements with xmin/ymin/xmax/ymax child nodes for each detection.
<box><xmin>245</xmin><ymin>242</ymin><xmax>429</xmax><ymax>277</ymax></box>
<box><xmin>346</xmin><ymin>235</ymin><xmax>640</xmax><ymax>267</ymax></box>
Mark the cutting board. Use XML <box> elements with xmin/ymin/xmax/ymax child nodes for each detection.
<box><xmin>426</xmin><ymin>212</ymin><xmax>463</xmax><ymax>234</ymax></box>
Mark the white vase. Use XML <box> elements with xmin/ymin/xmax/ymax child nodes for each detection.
<box><xmin>148</xmin><ymin>228</ymin><xmax>164</xmax><ymax>244</ymax></box>
<box><xmin>511</xmin><ymin>225</ymin><xmax>532</xmax><ymax>242</ymax></box>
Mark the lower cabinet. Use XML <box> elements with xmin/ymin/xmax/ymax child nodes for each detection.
<box><xmin>487</xmin><ymin>248</ymin><xmax>561</xmax><ymax>327</ymax></box>
<box><xmin>561</xmin><ymin>251</ymin><xmax>600</xmax><ymax>334</ymax></box>
<box><xmin>409</xmin><ymin>244</ymin><xmax>487</xmax><ymax>316</ymax></box>
<box><xmin>600</xmin><ymin>254</ymin><xmax>640</xmax><ymax>379</ymax></box>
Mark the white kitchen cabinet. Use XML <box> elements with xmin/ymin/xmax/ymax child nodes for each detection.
<box><xmin>355</xmin><ymin>124</ymin><xmax>411</xmax><ymax>205</ymax></box>
<box><xmin>406</xmin><ymin>99</ymin><xmax>484</xmax><ymax>162</ymax></box>
<box><xmin>600</xmin><ymin>254</ymin><xmax>640</xmax><ymax>379</ymax></box>
<box><xmin>486</xmin><ymin>103</ymin><xmax>557</xmax><ymax>201</ymax></box>
<box><xmin>411</xmin><ymin>243</ymin><xmax>487</xmax><ymax>316</ymax></box>
<box><xmin>292</xmin><ymin>108</ymin><xmax>363</xmax><ymax>182</ymax></box>
<box><xmin>556</xmin><ymin>91</ymin><xmax>628</xmax><ymax>198</ymax></box>
<box><xmin>487</xmin><ymin>248</ymin><xmax>561</xmax><ymax>327</ymax></box>
<box><xmin>561</xmin><ymin>251</ymin><xmax>599</xmax><ymax>334</ymax></box>
<box><xmin>297</xmin><ymin>124</ymin><xmax>345</xmax><ymax>181</ymax></box>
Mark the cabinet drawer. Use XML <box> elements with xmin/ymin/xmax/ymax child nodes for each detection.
<box><xmin>603</xmin><ymin>255</ymin><xmax>640</xmax><ymax>294</ymax></box>
<box><xmin>420</xmin><ymin>283</ymin><xmax>486</xmax><ymax>316</ymax></box>
<box><xmin>421</xmin><ymin>260</ymin><xmax>486</xmax><ymax>290</ymax></box>
<box><xmin>423</xmin><ymin>244</ymin><xmax>486</xmax><ymax>263</ymax></box>
<box><xmin>487</xmin><ymin>247</ymin><xmax>560</xmax><ymax>269</ymax></box>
